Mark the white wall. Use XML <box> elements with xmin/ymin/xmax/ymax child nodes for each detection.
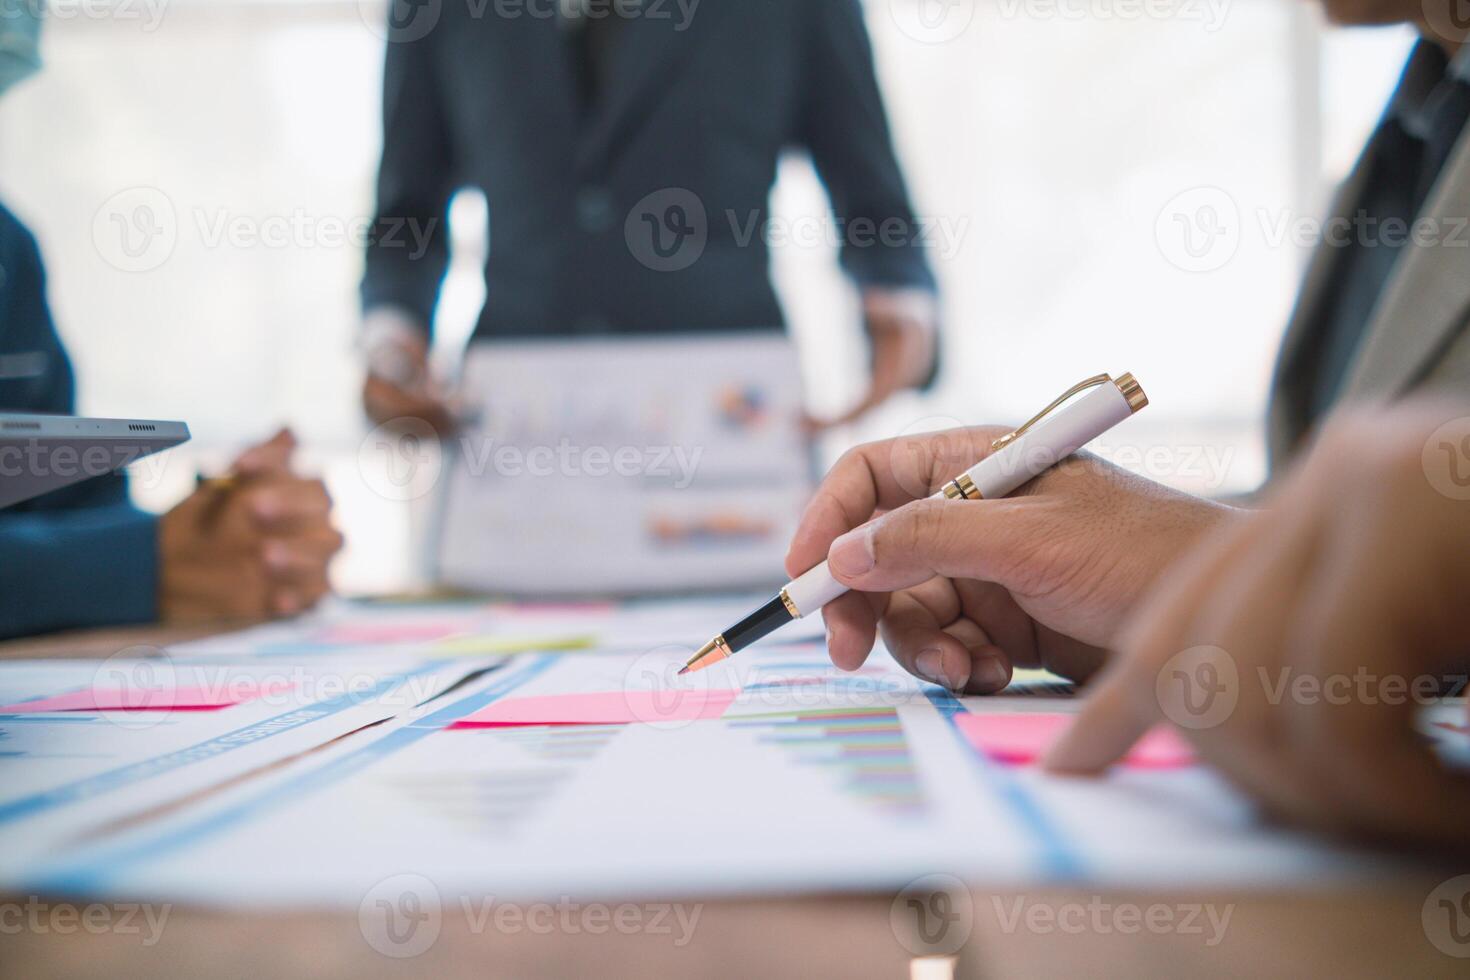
<box><xmin>0</xmin><ymin>0</ymin><xmax>1415</xmax><ymax>589</ymax></box>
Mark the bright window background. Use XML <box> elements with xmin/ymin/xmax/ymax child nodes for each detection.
<box><xmin>0</xmin><ymin>1</ymin><xmax>1416</xmax><ymax>591</ymax></box>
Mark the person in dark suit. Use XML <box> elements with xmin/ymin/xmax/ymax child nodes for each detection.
<box><xmin>0</xmin><ymin>11</ymin><xmax>343</xmax><ymax>638</ymax></box>
<box><xmin>779</xmin><ymin>4</ymin><xmax>1470</xmax><ymax>697</ymax></box>
<box><xmin>360</xmin><ymin>0</ymin><xmax>939</xmax><ymax>434</ymax></box>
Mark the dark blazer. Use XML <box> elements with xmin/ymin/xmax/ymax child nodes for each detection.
<box><xmin>362</xmin><ymin>0</ymin><xmax>936</xmax><ymax>339</ymax></box>
<box><xmin>1268</xmin><ymin>57</ymin><xmax>1470</xmax><ymax>471</ymax></box>
<box><xmin>0</xmin><ymin>202</ymin><xmax>157</xmax><ymax>639</ymax></box>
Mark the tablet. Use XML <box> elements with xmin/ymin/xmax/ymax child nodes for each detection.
<box><xmin>0</xmin><ymin>413</ymin><xmax>190</xmax><ymax>510</ymax></box>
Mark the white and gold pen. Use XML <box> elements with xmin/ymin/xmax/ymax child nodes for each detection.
<box><xmin>680</xmin><ymin>372</ymin><xmax>1148</xmax><ymax>675</ymax></box>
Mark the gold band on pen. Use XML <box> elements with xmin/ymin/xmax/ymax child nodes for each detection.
<box><xmin>779</xmin><ymin>588</ymin><xmax>801</xmax><ymax>619</ymax></box>
<box><xmin>942</xmin><ymin>473</ymin><xmax>981</xmax><ymax>500</ymax></box>
<box><xmin>1114</xmin><ymin>372</ymin><xmax>1148</xmax><ymax>413</ymax></box>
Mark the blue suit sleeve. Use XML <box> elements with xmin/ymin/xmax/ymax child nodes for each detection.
<box><xmin>0</xmin><ymin>505</ymin><xmax>158</xmax><ymax>640</ymax></box>
<box><xmin>797</xmin><ymin>0</ymin><xmax>938</xmax><ymax>293</ymax></box>
<box><xmin>0</xmin><ymin>203</ymin><xmax>160</xmax><ymax>639</ymax></box>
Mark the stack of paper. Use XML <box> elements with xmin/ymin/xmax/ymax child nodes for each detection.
<box><xmin>5</xmin><ymin>625</ymin><xmax>1417</xmax><ymax>905</ymax></box>
<box><xmin>0</xmin><ymin>654</ymin><xmax>497</xmax><ymax>877</ymax></box>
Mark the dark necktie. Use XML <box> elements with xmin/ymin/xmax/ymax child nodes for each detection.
<box><xmin>568</xmin><ymin>12</ymin><xmax>627</xmax><ymax>113</ymax></box>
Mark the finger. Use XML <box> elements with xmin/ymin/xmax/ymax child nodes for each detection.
<box><xmin>1162</xmin><ymin>486</ymin><xmax>1337</xmax><ymax>820</ymax></box>
<box><xmin>942</xmin><ymin>629</ymin><xmax>1011</xmax><ymax>694</ymax></box>
<box><xmin>246</xmin><ymin>481</ymin><xmax>332</xmax><ymax>531</ymax></box>
<box><xmin>785</xmin><ymin>426</ymin><xmax>1007</xmax><ymax>578</ymax></box>
<box><xmin>1043</xmin><ymin>443</ymin><xmax>1338</xmax><ymax>776</ymax></box>
<box><xmin>880</xmin><ymin>578</ymin><xmax>1013</xmax><ymax>694</ymax></box>
<box><xmin>1044</xmin><ymin>501</ymin><xmax>1280</xmax><ymax>774</ymax></box>
<box><xmin>261</xmin><ymin>530</ymin><xmax>345</xmax><ymax>580</ymax></box>
<box><xmin>1283</xmin><ymin>497</ymin><xmax>1470</xmax><ymax>847</ymax></box>
<box><xmin>232</xmin><ymin>428</ymin><xmax>297</xmax><ymax>475</ymax></box>
<box><xmin>268</xmin><ymin>586</ymin><xmax>319</xmax><ymax>618</ymax></box>
<box><xmin>263</xmin><ymin>551</ymin><xmax>334</xmax><ymax>617</ymax></box>
<box><xmin>821</xmin><ymin>591</ymin><xmax>883</xmax><ymax>672</ymax></box>
<box><xmin>878</xmin><ymin>585</ymin><xmax>974</xmax><ymax>690</ymax></box>
<box><xmin>1030</xmin><ymin>623</ymin><xmax>1108</xmax><ymax>684</ymax></box>
<box><xmin>951</xmin><ymin>578</ymin><xmax>1044</xmax><ymax>669</ymax></box>
<box><xmin>824</xmin><ymin>497</ymin><xmax>1049</xmax><ymax>595</ymax></box>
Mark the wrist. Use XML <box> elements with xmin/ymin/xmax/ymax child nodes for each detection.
<box><xmin>861</xmin><ymin>288</ymin><xmax>937</xmax><ymax>331</ymax></box>
<box><xmin>362</xmin><ymin>307</ymin><xmax>430</xmax><ymax>386</ymax></box>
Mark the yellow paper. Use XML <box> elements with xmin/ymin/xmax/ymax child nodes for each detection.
<box><xmin>434</xmin><ymin>634</ymin><xmax>598</xmax><ymax>655</ymax></box>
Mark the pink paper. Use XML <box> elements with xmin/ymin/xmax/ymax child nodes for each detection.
<box><xmin>954</xmin><ymin>712</ymin><xmax>1195</xmax><ymax>770</ymax></box>
<box><xmin>450</xmin><ymin>689</ymin><xmax>740</xmax><ymax>728</ymax></box>
<box><xmin>315</xmin><ymin>623</ymin><xmax>464</xmax><ymax>645</ymax></box>
<box><xmin>0</xmin><ymin>680</ymin><xmax>289</xmax><ymax>714</ymax></box>
<box><xmin>494</xmin><ymin>601</ymin><xmax>617</xmax><ymax>619</ymax></box>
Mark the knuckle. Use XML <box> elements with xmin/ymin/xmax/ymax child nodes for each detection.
<box><xmin>877</xmin><ymin>500</ymin><xmax>946</xmax><ymax>567</ymax></box>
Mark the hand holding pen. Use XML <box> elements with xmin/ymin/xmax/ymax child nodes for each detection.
<box><xmin>687</xmin><ymin>374</ymin><xmax>1240</xmax><ymax>693</ymax></box>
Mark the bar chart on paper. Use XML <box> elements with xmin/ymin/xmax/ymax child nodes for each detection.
<box><xmin>388</xmin><ymin>724</ymin><xmax>626</xmax><ymax>832</ymax></box>
<box><xmin>14</xmin><ymin>643</ymin><xmax>1413</xmax><ymax>903</ymax></box>
<box><xmin>726</xmin><ymin>706</ymin><xmax>927</xmax><ymax>819</ymax></box>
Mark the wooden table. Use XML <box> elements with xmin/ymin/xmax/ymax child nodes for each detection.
<box><xmin>3</xmin><ymin>627</ymin><xmax>1465</xmax><ymax>978</ymax></box>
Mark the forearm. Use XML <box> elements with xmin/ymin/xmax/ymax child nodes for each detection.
<box><xmin>362</xmin><ymin>20</ymin><xmax>455</xmax><ymax>331</ymax></box>
<box><xmin>0</xmin><ymin>504</ymin><xmax>159</xmax><ymax>639</ymax></box>
<box><xmin>801</xmin><ymin>0</ymin><xmax>937</xmax><ymax>294</ymax></box>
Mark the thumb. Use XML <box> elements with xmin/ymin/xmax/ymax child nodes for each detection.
<box><xmin>233</xmin><ymin>427</ymin><xmax>297</xmax><ymax>475</ymax></box>
<box><xmin>826</xmin><ymin>497</ymin><xmax>1035</xmax><ymax>593</ymax></box>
